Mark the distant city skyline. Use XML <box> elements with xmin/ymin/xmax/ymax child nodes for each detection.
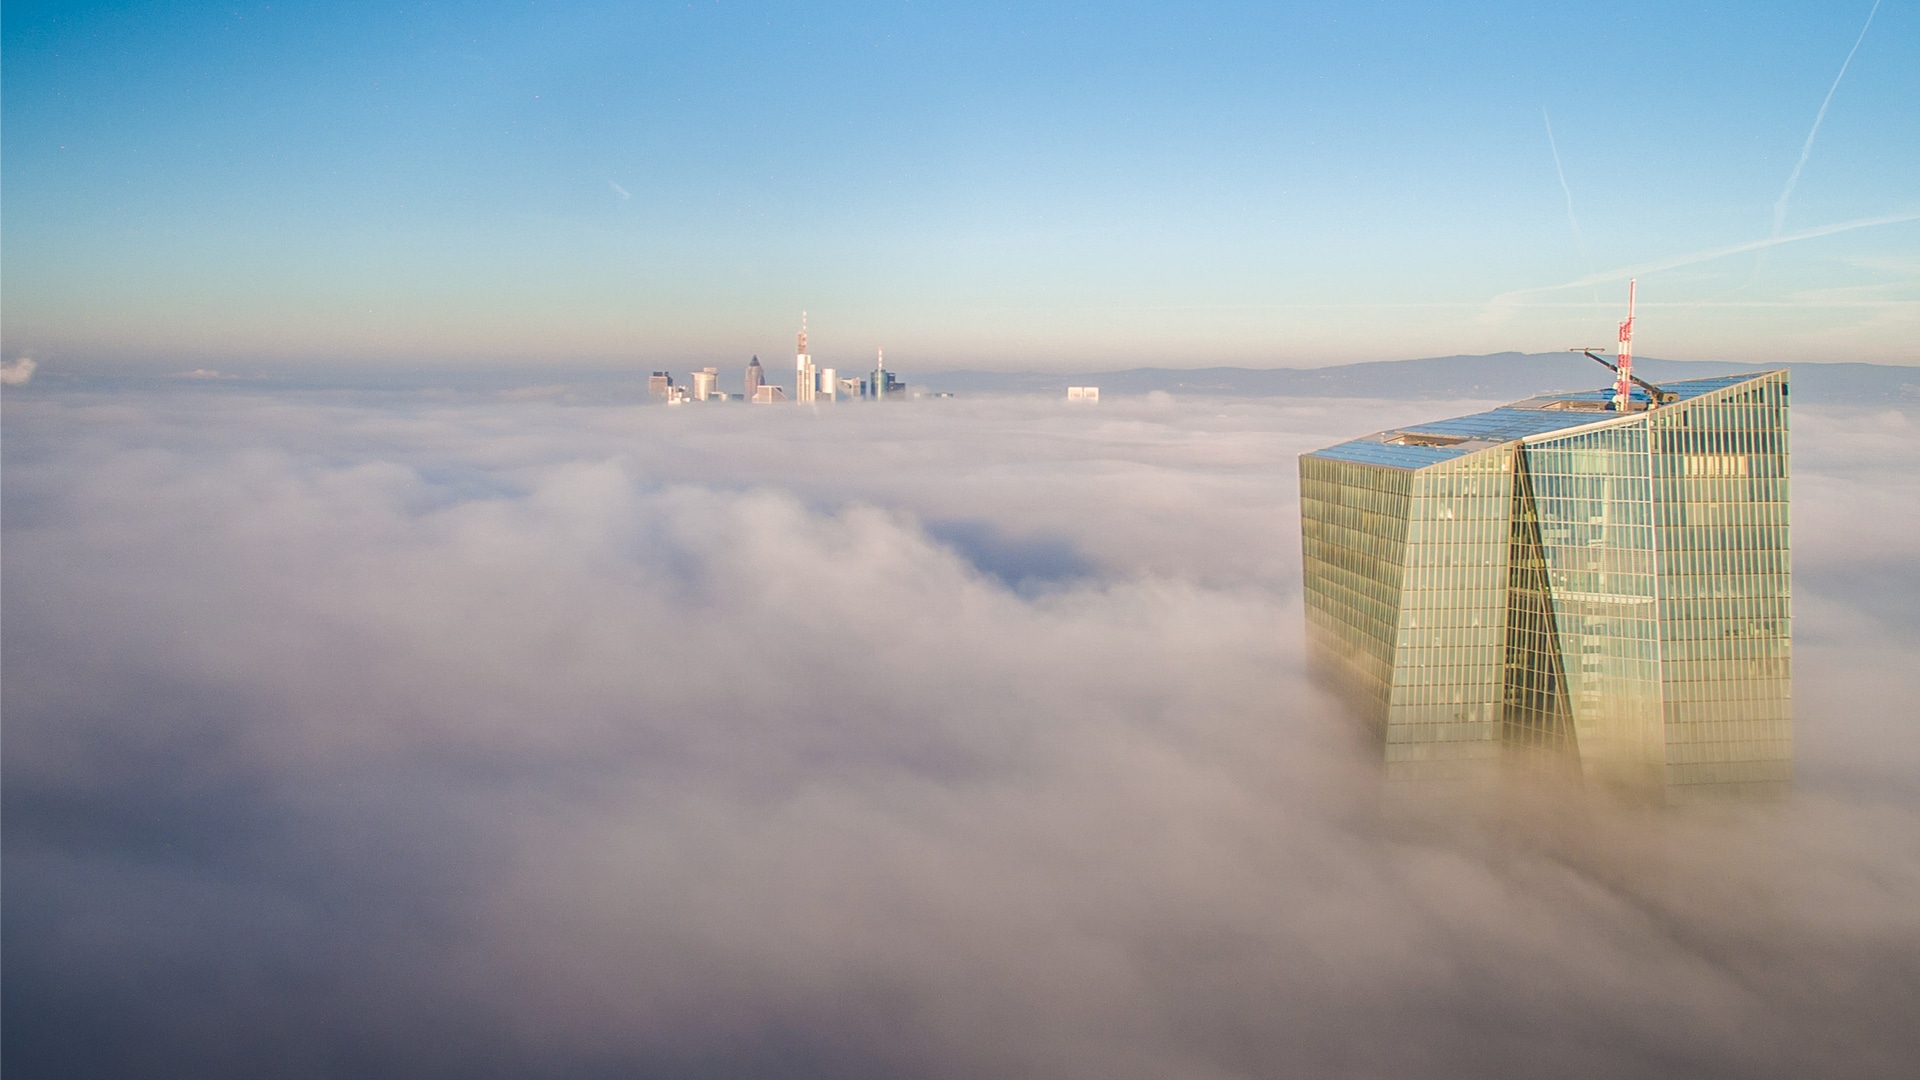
<box><xmin>640</xmin><ymin>318</ymin><xmax>917</xmax><ymax>404</ymax></box>
<box><xmin>4</xmin><ymin>1</ymin><xmax>1915</xmax><ymax>369</ymax></box>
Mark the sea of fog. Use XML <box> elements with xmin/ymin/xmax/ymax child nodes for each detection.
<box><xmin>4</xmin><ymin>383</ymin><xmax>1917</xmax><ymax>1078</ymax></box>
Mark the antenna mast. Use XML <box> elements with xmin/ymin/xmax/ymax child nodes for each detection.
<box><xmin>1614</xmin><ymin>279</ymin><xmax>1636</xmax><ymax>411</ymax></box>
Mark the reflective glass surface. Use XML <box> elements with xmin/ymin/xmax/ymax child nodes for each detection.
<box><xmin>1299</xmin><ymin>372</ymin><xmax>1792</xmax><ymax>800</ymax></box>
<box><xmin>1649</xmin><ymin>372</ymin><xmax>1792</xmax><ymax>795</ymax></box>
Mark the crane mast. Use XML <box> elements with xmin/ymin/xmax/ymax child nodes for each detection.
<box><xmin>1614</xmin><ymin>279</ymin><xmax>1636</xmax><ymax>411</ymax></box>
<box><xmin>1568</xmin><ymin>279</ymin><xmax>1673</xmax><ymax>408</ymax></box>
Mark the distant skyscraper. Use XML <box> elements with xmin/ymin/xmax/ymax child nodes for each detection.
<box><xmin>795</xmin><ymin>312</ymin><xmax>817</xmax><ymax>404</ymax></box>
<box><xmin>692</xmin><ymin>367</ymin><xmax>719</xmax><ymax>401</ymax></box>
<box><xmin>648</xmin><ymin>371</ymin><xmax>674</xmax><ymax>402</ymax></box>
<box><xmin>869</xmin><ymin>348</ymin><xmax>901</xmax><ymax>399</ymax></box>
<box><xmin>745</xmin><ymin>355</ymin><xmax>764</xmax><ymax>400</ymax></box>
<box><xmin>1299</xmin><ymin>370</ymin><xmax>1791</xmax><ymax>803</ymax></box>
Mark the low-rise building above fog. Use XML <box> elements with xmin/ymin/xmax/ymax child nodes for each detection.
<box><xmin>1300</xmin><ymin>370</ymin><xmax>1792</xmax><ymax>804</ymax></box>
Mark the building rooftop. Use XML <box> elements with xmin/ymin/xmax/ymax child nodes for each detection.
<box><xmin>1305</xmin><ymin>372</ymin><xmax>1780</xmax><ymax>470</ymax></box>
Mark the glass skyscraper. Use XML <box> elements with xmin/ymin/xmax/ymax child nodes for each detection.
<box><xmin>1300</xmin><ymin>371</ymin><xmax>1790</xmax><ymax>802</ymax></box>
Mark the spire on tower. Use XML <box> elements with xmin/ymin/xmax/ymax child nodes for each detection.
<box><xmin>794</xmin><ymin>313</ymin><xmax>817</xmax><ymax>403</ymax></box>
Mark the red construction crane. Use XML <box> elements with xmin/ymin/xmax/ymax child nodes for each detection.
<box><xmin>1614</xmin><ymin>278</ymin><xmax>1636</xmax><ymax>411</ymax></box>
<box><xmin>1569</xmin><ymin>279</ymin><xmax>1671</xmax><ymax>410</ymax></box>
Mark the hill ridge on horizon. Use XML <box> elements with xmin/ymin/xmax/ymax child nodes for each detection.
<box><xmin>914</xmin><ymin>352</ymin><xmax>1917</xmax><ymax>405</ymax></box>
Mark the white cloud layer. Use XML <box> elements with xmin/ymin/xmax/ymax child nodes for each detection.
<box><xmin>4</xmin><ymin>386</ymin><xmax>1918</xmax><ymax>1078</ymax></box>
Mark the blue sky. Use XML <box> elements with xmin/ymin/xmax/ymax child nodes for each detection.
<box><xmin>4</xmin><ymin>0</ymin><xmax>1915</xmax><ymax>369</ymax></box>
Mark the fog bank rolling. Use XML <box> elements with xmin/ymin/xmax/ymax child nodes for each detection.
<box><xmin>4</xmin><ymin>384</ymin><xmax>1918</xmax><ymax>1077</ymax></box>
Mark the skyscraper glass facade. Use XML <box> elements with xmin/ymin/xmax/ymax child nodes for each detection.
<box><xmin>1300</xmin><ymin>371</ymin><xmax>1790</xmax><ymax>801</ymax></box>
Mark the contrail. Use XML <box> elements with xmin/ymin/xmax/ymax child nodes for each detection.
<box><xmin>1542</xmin><ymin>108</ymin><xmax>1591</xmax><ymax>271</ymax></box>
<box><xmin>1771</xmin><ymin>0</ymin><xmax>1882</xmax><ymax>240</ymax></box>
<box><xmin>608</xmin><ymin>179</ymin><xmax>631</xmax><ymax>200</ymax></box>
<box><xmin>1487</xmin><ymin>210</ymin><xmax>1920</xmax><ymax>308</ymax></box>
